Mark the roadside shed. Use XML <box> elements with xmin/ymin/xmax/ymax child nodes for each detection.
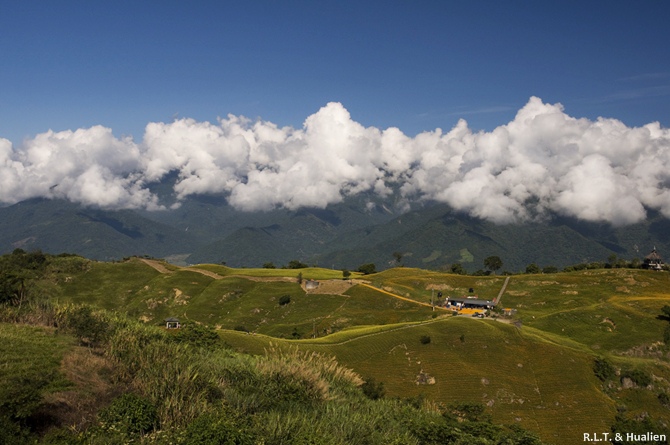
<box><xmin>305</xmin><ymin>279</ymin><xmax>320</xmax><ymax>291</ymax></box>
<box><xmin>446</xmin><ymin>297</ymin><xmax>496</xmax><ymax>310</ymax></box>
<box><xmin>165</xmin><ymin>317</ymin><xmax>181</xmax><ymax>329</ymax></box>
<box><xmin>644</xmin><ymin>247</ymin><xmax>664</xmax><ymax>271</ymax></box>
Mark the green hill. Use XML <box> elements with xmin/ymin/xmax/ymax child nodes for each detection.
<box><xmin>3</xmin><ymin>253</ymin><xmax>670</xmax><ymax>443</ymax></box>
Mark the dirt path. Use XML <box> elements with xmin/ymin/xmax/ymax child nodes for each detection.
<box><xmin>184</xmin><ymin>267</ymin><xmax>225</xmax><ymax>280</ymax></box>
<box><xmin>227</xmin><ymin>275</ymin><xmax>296</xmax><ymax>283</ymax></box>
<box><xmin>138</xmin><ymin>259</ymin><xmax>356</xmax><ymax>287</ymax></box>
<box><xmin>139</xmin><ymin>258</ymin><xmax>173</xmax><ymax>274</ymax></box>
<box><xmin>358</xmin><ymin>283</ymin><xmax>448</xmax><ymax>311</ymax></box>
<box><xmin>304</xmin><ymin>279</ymin><xmax>360</xmax><ymax>295</ymax></box>
<box><xmin>138</xmin><ymin>258</ymin><xmax>226</xmax><ymax>280</ymax></box>
<box><xmin>494</xmin><ymin>276</ymin><xmax>510</xmax><ymax>306</ymax></box>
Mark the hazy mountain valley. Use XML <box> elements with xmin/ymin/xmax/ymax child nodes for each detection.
<box><xmin>2</xmin><ymin>196</ymin><xmax>669</xmax><ymax>275</ymax></box>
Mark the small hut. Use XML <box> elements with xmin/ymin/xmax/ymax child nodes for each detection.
<box><xmin>643</xmin><ymin>247</ymin><xmax>664</xmax><ymax>271</ymax></box>
<box><xmin>165</xmin><ymin>317</ymin><xmax>181</xmax><ymax>329</ymax></box>
<box><xmin>305</xmin><ymin>279</ymin><xmax>319</xmax><ymax>291</ymax></box>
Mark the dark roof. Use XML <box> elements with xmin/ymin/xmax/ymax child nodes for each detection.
<box><xmin>165</xmin><ymin>317</ymin><xmax>180</xmax><ymax>322</ymax></box>
<box><xmin>448</xmin><ymin>297</ymin><xmax>495</xmax><ymax>307</ymax></box>
<box><xmin>645</xmin><ymin>248</ymin><xmax>663</xmax><ymax>261</ymax></box>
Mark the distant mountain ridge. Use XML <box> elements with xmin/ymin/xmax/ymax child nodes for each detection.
<box><xmin>1</xmin><ymin>196</ymin><xmax>668</xmax><ymax>272</ymax></box>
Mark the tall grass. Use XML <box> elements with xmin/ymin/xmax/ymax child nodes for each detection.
<box><xmin>104</xmin><ymin>321</ymin><xmax>220</xmax><ymax>427</ymax></box>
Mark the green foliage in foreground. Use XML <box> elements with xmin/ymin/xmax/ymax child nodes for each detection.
<box><xmin>0</xmin><ymin>306</ymin><xmax>546</xmax><ymax>444</ymax></box>
<box><xmin>3</xmin><ymin>252</ymin><xmax>670</xmax><ymax>443</ymax></box>
<box><xmin>0</xmin><ymin>323</ymin><xmax>71</xmax><ymax>422</ymax></box>
<box><xmin>98</xmin><ymin>393</ymin><xmax>159</xmax><ymax>436</ymax></box>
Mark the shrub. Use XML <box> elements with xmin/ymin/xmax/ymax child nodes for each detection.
<box><xmin>61</xmin><ymin>305</ymin><xmax>110</xmax><ymax>347</ymax></box>
<box><xmin>525</xmin><ymin>263</ymin><xmax>541</xmax><ymax>274</ymax></box>
<box><xmin>593</xmin><ymin>357</ymin><xmax>616</xmax><ymax>381</ymax></box>
<box><xmin>0</xmin><ymin>371</ymin><xmax>53</xmax><ymax>421</ymax></box>
<box><xmin>445</xmin><ymin>402</ymin><xmax>489</xmax><ymax>422</ymax></box>
<box><xmin>98</xmin><ymin>393</ymin><xmax>158</xmax><ymax>436</ymax></box>
<box><xmin>0</xmin><ymin>415</ymin><xmax>30</xmax><ymax>445</ymax></box>
<box><xmin>419</xmin><ymin>335</ymin><xmax>431</xmax><ymax>345</ymax></box>
<box><xmin>278</xmin><ymin>295</ymin><xmax>291</xmax><ymax>306</ymax></box>
<box><xmin>449</xmin><ymin>263</ymin><xmax>466</xmax><ymax>275</ymax></box>
<box><xmin>174</xmin><ymin>323</ymin><xmax>219</xmax><ymax>348</ymax></box>
<box><xmin>287</xmin><ymin>260</ymin><xmax>307</xmax><ymax>269</ymax></box>
<box><xmin>357</xmin><ymin>263</ymin><xmax>377</xmax><ymax>275</ymax></box>
<box><xmin>403</xmin><ymin>410</ymin><xmax>457</xmax><ymax>444</ymax></box>
<box><xmin>621</xmin><ymin>369</ymin><xmax>652</xmax><ymax>387</ymax></box>
<box><xmin>361</xmin><ymin>377</ymin><xmax>385</xmax><ymax>400</ymax></box>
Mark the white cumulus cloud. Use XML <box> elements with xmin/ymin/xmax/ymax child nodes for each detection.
<box><xmin>1</xmin><ymin>97</ymin><xmax>670</xmax><ymax>226</ymax></box>
<box><xmin>0</xmin><ymin>126</ymin><xmax>160</xmax><ymax>209</ymax></box>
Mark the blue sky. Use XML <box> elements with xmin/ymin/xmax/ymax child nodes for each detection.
<box><xmin>2</xmin><ymin>0</ymin><xmax>669</xmax><ymax>143</ymax></box>
<box><xmin>2</xmin><ymin>1</ymin><xmax>670</xmax><ymax>225</ymax></box>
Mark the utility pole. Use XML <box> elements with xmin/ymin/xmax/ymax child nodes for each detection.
<box><xmin>431</xmin><ymin>289</ymin><xmax>434</xmax><ymax>311</ymax></box>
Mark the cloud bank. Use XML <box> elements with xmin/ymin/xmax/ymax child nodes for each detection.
<box><xmin>2</xmin><ymin>97</ymin><xmax>670</xmax><ymax>225</ymax></box>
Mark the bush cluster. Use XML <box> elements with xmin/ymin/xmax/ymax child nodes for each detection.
<box><xmin>278</xmin><ymin>294</ymin><xmax>291</xmax><ymax>306</ymax></box>
<box><xmin>620</xmin><ymin>368</ymin><xmax>652</xmax><ymax>388</ymax></box>
<box><xmin>593</xmin><ymin>357</ymin><xmax>616</xmax><ymax>382</ymax></box>
<box><xmin>98</xmin><ymin>393</ymin><xmax>158</xmax><ymax>436</ymax></box>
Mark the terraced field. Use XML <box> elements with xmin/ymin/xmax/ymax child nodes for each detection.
<box><xmin>56</xmin><ymin>259</ymin><xmax>670</xmax><ymax>443</ymax></box>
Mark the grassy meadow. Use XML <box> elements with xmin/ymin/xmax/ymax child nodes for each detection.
<box><xmin>3</xmin><ymin>254</ymin><xmax>670</xmax><ymax>443</ymax></box>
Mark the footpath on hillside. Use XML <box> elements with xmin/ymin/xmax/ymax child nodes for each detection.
<box><xmin>139</xmin><ymin>258</ymin><xmax>294</xmax><ymax>282</ymax></box>
<box><xmin>358</xmin><ymin>283</ymin><xmax>448</xmax><ymax>310</ymax></box>
<box><xmin>494</xmin><ymin>276</ymin><xmax>510</xmax><ymax>305</ymax></box>
<box><xmin>139</xmin><ymin>258</ymin><xmax>225</xmax><ymax>279</ymax></box>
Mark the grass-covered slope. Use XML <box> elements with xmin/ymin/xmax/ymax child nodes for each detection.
<box><xmin>502</xmin><ymin>269</ymin><xmax>670</xmax><ymax>353</ymax></box>
<box><xmin>218</xmin><ymin>318</ymin><xmax>616</xmax><ymax>443</ymax></box>
<box><xmin>213</xmin><ymin>267</ymin><xmax>670</xmax><ymax>444</ymax></box>
<box><xmin>57</xmin><ymin>259</ymin><xmax>435</xmax><ymax>338</ymax></box>
<box><xmin>0</xmin><ymin>310</ymin><xmax>546</xmax><ymax>444</ymax></box>
<box><xmin>16</xmin><ymin>255</ymin><xmax>670</xmax><ymax>443</ymax></box>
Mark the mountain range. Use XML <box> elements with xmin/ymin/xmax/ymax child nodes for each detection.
<box><xmin>1</xmin><ymin>194</ymin><xmax>668</xmax><ymax>272</ymax></box>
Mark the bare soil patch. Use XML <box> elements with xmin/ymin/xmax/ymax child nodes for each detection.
<box><xmin>304</xmin><ymin>279</ymin><xmax>357</xmax><ymax>295</ymax></box>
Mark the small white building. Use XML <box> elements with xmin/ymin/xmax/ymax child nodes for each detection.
<box><xmin>165</xmin><ymin>317</ymin><xmax>181</xmax><ymax>329</ymax></box>
<box><xmin>644</xmin><ymin>248</ymin><xmax>664</xmax><ymax>271</ymax></box>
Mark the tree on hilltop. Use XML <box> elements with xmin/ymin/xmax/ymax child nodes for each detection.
<box><xmin>525</xmin><ymin>263</ymin><xmax>541</xmax><ymax>274</ymax></box>
<box><xmin>484</xmin><ymin>256</ymin><xmax>503</xmax><ymax>275</ymax></box>
<box><xmin>357</xmin><ymin>263</ymin><xmax>377</xmax><ymax>275</ymax></box>
<box><xmin>392</xmin><ymin>251</ymin><xmax>403</xmax><ymax>266</ymax></box>
<box><xmin>287</xmin><ymin>260</ymin><xmax>307</xmax><ymax>269</ymax></box>
<box><xmin>450</xmin><ymin>263</ymin><xmax>466</xmax><ymax>275</ymax></box>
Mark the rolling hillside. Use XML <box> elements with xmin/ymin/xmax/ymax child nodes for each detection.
<box><xmin>47</xmin><ymin>258</ymin><xmax>670</xmax><ymax>443</ymax></box>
